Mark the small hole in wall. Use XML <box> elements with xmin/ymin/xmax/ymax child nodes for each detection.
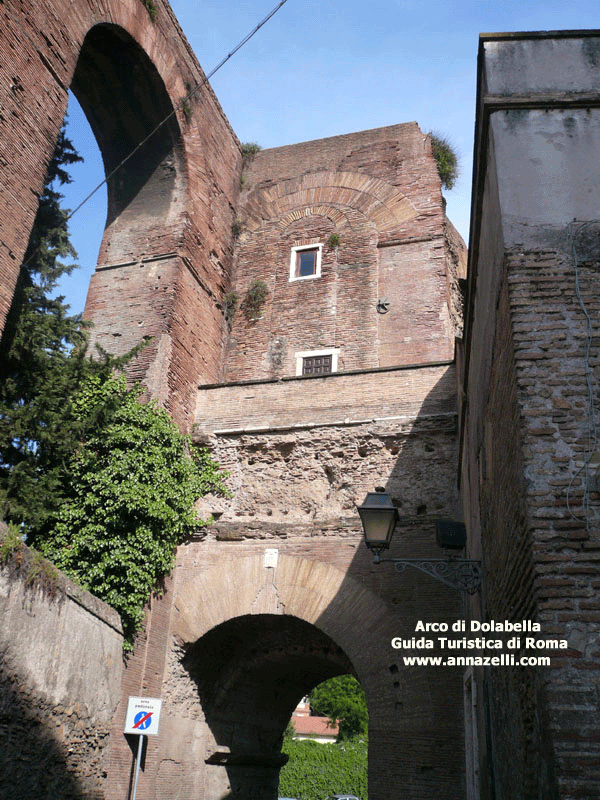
<box><xmin>417</xmin><ymin>504</ymin><xmax>427</xmax><ymax>515</ymax></box>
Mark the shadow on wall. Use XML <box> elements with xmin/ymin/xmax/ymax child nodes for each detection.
<box><xmin>0</xmin><ymin>657</ymin><xmax>98</xmax><ymax>800</ymax></box>
<box><xmin>183</xmin><ymin>614</ymin><xmax>354</xmax><ymax>799</ymax></box>
<box><xmin>170</xmin><ymin>367</ymin><xmax>466</xmax><ymax>799</ymax></box>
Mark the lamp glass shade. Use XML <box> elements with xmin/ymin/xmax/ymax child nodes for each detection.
<box><xmin>357</xmin><ymin>490</ymin><xmax>399</xmax><ymax>548</ymax></box>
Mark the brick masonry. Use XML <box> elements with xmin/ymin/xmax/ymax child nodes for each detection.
<box><xmin>0</xmin><ymin>0</ymin><xmax>241</xmax><ymax>431</ymax></box>
<box><xmin>0</xmin><ymin>5</ymin><xmax>469</xmax><ymax>789</ymax></box>
<box><xmin>224</xmin><ymin>124</ymin><xmax>463</xmax><ymax>381</ymax></box>
<box><xmin>461</xmin><ymin>32</ymin><xmax>600</xmax><ymax>800</ymax></box>
<box><xmin>106</xmin><ymin>122</ymin><xmax>467</xmax><ymax>799</ymax></box>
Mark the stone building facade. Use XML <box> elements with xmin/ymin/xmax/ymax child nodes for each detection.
<box><xmin>1</xmin><ymin>2</ymin><xmax>600</xmax><ymax>799</ymax></box>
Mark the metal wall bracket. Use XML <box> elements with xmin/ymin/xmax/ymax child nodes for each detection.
<box><xmin>374</xmin><ymin>555</ymin><xmax>482</xmax><ymax>594</ymax></box>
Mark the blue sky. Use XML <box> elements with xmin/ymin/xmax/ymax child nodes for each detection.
<box><xmin>58</xmin><ymin>0</ymin><xmax>600</xmax><ymax>314</ymax></box>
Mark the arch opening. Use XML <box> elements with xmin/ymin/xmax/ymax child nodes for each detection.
<box><xmin>182</xmin><ymin>614</ymin><xmax>361</xmax><ymax>800</ymax></box>
<box><xmin>70</xmin><ymin>23</ymin><xmax>183</xmax><ymax>231</ymax></box>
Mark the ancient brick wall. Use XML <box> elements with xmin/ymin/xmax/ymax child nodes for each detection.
<box><xmin>462</xmin><ymin>31</ymin><xmax>600</xmax><ymax>800</ymax></box>
<box><xmin>1</xmin><ymin>5</ymin><xmax>470</xmax><ymax>800</ymax></box>
<box><xmin>0</xmin><ymin>0</ymin><xmax>240</xmax><ymax>430</ymax></box>
<box><xmin>224</xmin><ymin>124</ymin><xmax>462</xmax><ymax>381</ymax></box>
<box><xmin>0</xmin><ymin>536</ymin><xmax>123</xmax><ymax>800</ymax></box>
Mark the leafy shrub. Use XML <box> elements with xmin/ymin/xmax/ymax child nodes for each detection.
<box><xmin>222</xmin><ymin>290</ymin><xmax>239</xmax><ymax>329</ymax></box>
<box><xmin>429</xmin><ymin>132</ymin><xmax>459</xmax><ymax>191</ymax></box>
<box><xmin>240</xmin><ymin>142</ymin><xmax>262</xmax><ymax>161</ymax></box>
<box><xmin>143</xmin><ymin>0</ymin><xmax>157</xmax><ymax>21</ymax></box>
<box><xmin>241</xmin><ymin>278</ymin><xmax>269</xmax><ymax>320</ymax></box>
<box><xmin>279</xmin><ymin>738</ymin><xmax>367</xmax><ymax>800</ymax></box>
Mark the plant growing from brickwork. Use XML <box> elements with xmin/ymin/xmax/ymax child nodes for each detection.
<box><xmin>231</xmin><ymin>219</ymin><xmax>244</xmax><ymax>240</ymax></box>
<box><xmin>241</xmin><ymin>278</ymin><xmax>269</xmax><ymax>321</ymax></box>
<box><xmin>222</xmin><ymin>290</ymin><xmax>239</xmax><ymax>330</ymax></box>
<box><xmin>240</xmin><ymin>142</ymin><xmax>262</xmax><ymax>161</ymax></box>
<box><xmin>279</xmin><ymin>738</ymin><xmax>367</xmax><ymax>800</ymax></box>
<box><xmin>180</xmin><ymin>98</ymin><xmax>193</xmax><ymax>122</ymax></box>
<box><xmin>143</xmin><ymin>0</ymin><xmax>157</xmax><ymax>21</ymax></box>
<box><xmin>240</xmin><ymin>142</ymin><xmax>261</xmax><ymax>189</ymax></box>
<box><xmin>327</xmin><ymin>233</ymin><xmax>340</xmax><ymax>249</ymax></box>
<box><xmin>429</xmin><ymin>132</ymin><xmax>459</xmax><ymax>191</ymax></box>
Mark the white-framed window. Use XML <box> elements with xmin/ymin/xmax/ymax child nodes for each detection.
<box><xmin>289</xmin><ymin>243</ymin><xmax>323</xmax><ymax>282</ymax></box>
<box><xmin>295</xmin><ymin>348</ymin><xmax>340</xmax><ymax>376</ymax></box>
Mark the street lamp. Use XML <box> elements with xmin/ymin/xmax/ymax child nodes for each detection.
<box><xmin>357</xmin><ymin>487</ymin><xmax>482</xmax><ymax>594</ymax></box>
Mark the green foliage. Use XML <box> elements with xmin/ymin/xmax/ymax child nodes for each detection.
<box><xmin>0</xmin><ymin>123</ymin><xmax>94</xmax><ymax>532</ymax></box>
<box><xmin>429</xmin><ymin>132</ymin><xmax>459</xmax><ymax>191</ymax></box>
<box><xmin>0</xmin><ymin>524</ymin><xmax>24</xmax><ymax>564</ymax></box>
<box><xmin>240</xmin><ymin>143</ymin><xmax>262</xmax><ymax>189</ymax></box>
<box><xmin>240</xmin><ymin>142</ymin><xmax>262</xmax><ymax>161</ymax></box>
<box><xmin>283</xmin><ymin>718</ymin><xmax>296</xmax><ymax>741</ymax></box>
<box><xmin>31</xmin><ymin>373</ymin><xmax>228</xmax><ymax>646</ymax></box>
<box><xmin>231</xmin><ymin>219</ymin><xmax>244</xmax><ymax>240</ymax></box>
<box><xmin>143</xmin><ymin>0</ymin><xmax>157</xmax><ymax>21</ymax></box>
<box><xmin>222</xmin><ymin>290</ymin><xmax>239</xmax><ymax>329</ymax></box>
<box><xmin>327</xmin><ymin>233</ymin><xmax>340</xmax><ymax>249</ymax></box>
<box><xmin>241</xmin><ymin>278</ymin><xmax>269</xmax><ymax>321</ymax></box>
<box><xmin>0</xmin><ymin>525</ymin><xmax>60</xmax><ymax>598</ymax></box>
<box><xmin>309</xmin><ymin>675</ymin><xmax>368</xmax><ymax>741</ymax></box>
<box><xmin>180</xmin><ymin>98</ymin><xmax>193</xmax><ymax>122</ymax></box>
<box><xmin>279</xmin><ymin>738</ymin><xmax>367</xmax><ymax>800</ymax></box>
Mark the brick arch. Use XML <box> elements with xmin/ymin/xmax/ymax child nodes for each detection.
<box><xmin>241</xmin><ymin>170</ymin><xmax>418</xmax><ymax>234</ymax></box>
<box><xmin>72</xmin><ymin>22</ymin><xmax>184</xmax><ymax>245</ymax></box>
<box><xmin>277</xmin><ymin>204</ymin><xmax>353</xmax><ymax>231</ymax></box>
<box><xmin>169</xmin><ymin>551</ymin><xmax>395</xmax><ymax>800</ymax></box>
<box><xmin>1</xmin><ymin>0</ymin><xmax>240</xmax><ymax>430</ymax></box>
<box><xmin>171</xmin><ymin>552</ymin><xmax>393</xmax><ymax>675</ymax></box>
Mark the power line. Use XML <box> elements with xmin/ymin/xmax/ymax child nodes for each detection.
<box><xmin>65</xmin><ymin>0</ymin><xmax>288</xmax><ymax>225</ymax></box>
<box><xmin>22</xmin><ymin>0</ymin><xmax>289</xmax><ymax>269</ymax></box>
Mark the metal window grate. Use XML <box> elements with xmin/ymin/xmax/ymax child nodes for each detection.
<box><xmin>302</xmin><ymin>355</ymin><xmax>332</xmax><ymax>375</ymax></box>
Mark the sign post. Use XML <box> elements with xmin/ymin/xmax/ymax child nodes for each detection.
<box><xmin>124</xmin><ymin>697</ymin><xmax>162</xmax><ymax>800</ymax></box>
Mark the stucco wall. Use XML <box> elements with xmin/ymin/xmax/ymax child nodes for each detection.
<box><xmin>0</xmin><ymin>539</ymin><xmax>123</xmax><ymax>799</ymax></box>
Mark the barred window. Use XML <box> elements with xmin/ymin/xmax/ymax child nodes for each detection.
<box><xmin>302</xmin><ymin>354</ymin><xmax>332</xmax><ymax>375</ymax></box>
<box><xmin>295</xmin><ymin>348</ymin><xmax>339</xmax><ymax>376</ymax></box>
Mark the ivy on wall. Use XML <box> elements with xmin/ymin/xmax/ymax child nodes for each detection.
<box><xmin>32</xmin><ymin>373</ymin><xmax>229</xmax><ymax>648</ymax></box>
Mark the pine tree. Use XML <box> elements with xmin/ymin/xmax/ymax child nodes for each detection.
<box><xmin>0</xmin><ymin>124</ymin><xmax>93</xmax><ymax>531</ymax></box>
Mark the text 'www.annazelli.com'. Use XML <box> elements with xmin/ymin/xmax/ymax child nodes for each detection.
<box><xmin>391</xmin><ymin>619</ymin><xmax>567</xmax><ymax>667</ymax></box>
<box><xmin>402</xmin><ymin>654</ymin><xmax>551</xmax><ymax>667</ymax></box>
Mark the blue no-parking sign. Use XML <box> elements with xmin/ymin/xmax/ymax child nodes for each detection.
<box><xmin>124</xmin><ymin>696</ymin><xmax>162</xmax><ymax>736</ymax></box>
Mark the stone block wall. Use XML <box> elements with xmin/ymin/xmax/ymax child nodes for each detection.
<box><xmin>0</xmin><ymin>537</ymin><xmax>123</xmax><ymax>800</ymax></box>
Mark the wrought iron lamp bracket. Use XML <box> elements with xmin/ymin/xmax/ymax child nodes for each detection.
<box><xmin>372</xmin><ymin>550</ymin><xmax>482</xmax><ymax>594</ymax></box>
